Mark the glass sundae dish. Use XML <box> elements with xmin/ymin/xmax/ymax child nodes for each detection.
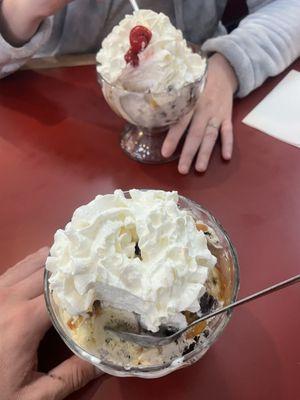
<box><xmin>96</xmin><ymin>10</ymin><xmax>207</xmax><ymax>164</ymax></box>
<box><xmin>44</xmin><ymin>190</ymin><xmax>239</xmax><ymax>378</ymax></box>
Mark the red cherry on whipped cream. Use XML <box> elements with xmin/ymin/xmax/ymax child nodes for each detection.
<box><xmin>124</xmin><ymin>48</ymin><xmax>139</xmax><ymax>67</ymax></box>
<box><xmin>124</xmin><ymin>25</ymin><xmax>152</xmax><ymax>67</ymax></box>
<box><xmin>130</xmin><ymin>25</ymin><xmax>152</xmax><ymax>53</ymax></box>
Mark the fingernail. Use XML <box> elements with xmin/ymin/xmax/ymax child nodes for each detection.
<box><xmin>161</xmin><ymin>148</ymin><xmax>169</xmax><ymax>158</ymax></box>
<box><xmin>196</xmin><ymin>164</ymin><xmax>206</xmax><ymax>172</ymax></box>
<box><xmin>179</xmin><ymin>165</ymin><xmax>188</xmax><ymax>175</ymax></box>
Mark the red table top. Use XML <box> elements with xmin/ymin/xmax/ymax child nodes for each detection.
<box><xmin>0</xmin><ymin>60</ymin><xmax>299</xmax><ymax>400</ymax></box>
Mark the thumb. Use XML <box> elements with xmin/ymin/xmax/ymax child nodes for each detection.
<box><xmin>24</xmin><ymin>356</ymin><xmax>103</xmax><ymax>400</ymax></box>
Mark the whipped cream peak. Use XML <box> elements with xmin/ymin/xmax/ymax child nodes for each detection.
<box><xmin>96</xmin><ymin>9</ymin><xmax>206</xmax><ymax>93</ymax></box>
<box><xmin>47</xmin><ymin>190</ymin><xmax>216</xmax><ymax>332</ymax></box>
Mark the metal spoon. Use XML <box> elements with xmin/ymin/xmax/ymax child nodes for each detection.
<box><xmin>106</xmin><ymin>274</ymin><xmax>300</xmax><ymax>347</ymax></box>
<box><xmin>129</xmin><ymin>0</ymin><xmax>139</xmax><ymax>11</ymax></box>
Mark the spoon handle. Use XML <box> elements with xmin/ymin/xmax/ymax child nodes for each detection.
<box><xmin>105</xmin><ymin>274</ymin><xmax>300</xmax><ymax>348</ymax></box>
<box><xmin>129</xmin><ymin>0</ymin><xmax>139</xmax><ymax>11</ymax></box>
<box><xmin>191</xmin><ymin>274</ymin><xmax>300</xmax><ymax>328</ymax></box>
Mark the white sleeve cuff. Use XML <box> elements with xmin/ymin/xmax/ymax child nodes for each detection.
<box><xmin>202</xmin><ymin>36</ymin><xmax>255</xmax><ymax>98</ymax></box>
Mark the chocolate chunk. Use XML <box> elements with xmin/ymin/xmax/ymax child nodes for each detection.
<box><xmin>200</xmin><ymin>293</ymin><xmax>217</xmax><ymax>314</ymax></box>
<box><xmin>204</xmin><ymin>231</ymin><xmax>213</xmax><ymax>238</ymax></box>
<box><xmin>203</xmin><ymin>330</ymin><xmax>210</xmax><ymax>338</ymax></box>
<box><xmin>160</xmin><ymin>326</ymin><xmax>178</xmax><ymax>337</ymax></box>
<box><xmin>182</xmin><ymin>342</ymin><xmax>196</xmax><ymax>356</ymax></box>
<box><xmin>135</xmin><ymin>243</ymin><xmax>141</xmax><ymax>259</ymax></box>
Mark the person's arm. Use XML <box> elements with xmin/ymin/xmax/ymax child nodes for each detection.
<box><xmin>0</xmin><ymin>0</ymin><xmax>71</xmax><ymax>78</ymax></box>
<box><xmin>0</xmin><ymin>18</ymin><xmax>52</xmax><ymax>78</ymax></box>
<box><xmin>163</xmin><ymin>0</ymin><xmax>300</xmax><ymax>174</ymax></box>
<box><xmin>0</xmin><ymin>248</ymin><xmax>103</xmax><ymax>400</ymax></box>
<box><xmin>202</xmin><ymin>0</ymin><xmax>300</xmax><ymax>97</ymax></box>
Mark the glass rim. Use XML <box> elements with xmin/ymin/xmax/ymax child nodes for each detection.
<box><xmin>44</xmin><ymin>191</ymin><xmax>240</xmax><ymax>376</ymax></box>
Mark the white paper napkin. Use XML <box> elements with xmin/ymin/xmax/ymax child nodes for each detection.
<box><xmin>243</xmin><ymin>70</ymin><xmax>300</xmax><ymax>148</ymax></box>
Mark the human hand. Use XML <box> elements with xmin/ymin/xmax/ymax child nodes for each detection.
<box><xmin>162</xmin><ymin>53</ymin><xmax>238</xmax><ymax>174</ymax></box>
<box><xmin>0</xmin><ymin>247</ymin><xmax>102</xmax><ymax>400</ymax></box>
<box><xmin>0</xmin><ymin>0</ymin><xmax>73</xmax><ymax>46</ymax></box>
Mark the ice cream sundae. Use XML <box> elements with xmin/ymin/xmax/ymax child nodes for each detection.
<box><xmin>96</xmin><ymin>10</ymin><xmax>207</xmax><ymax>163</ymax></box>
<box><xmin>45</xmin><ymin>190</ymin><xmax>234</xmax><ymax>374</ymax></box>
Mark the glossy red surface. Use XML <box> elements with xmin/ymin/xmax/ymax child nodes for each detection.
<box><xmin>0</xmin><ymin>60</ymin><xmax>299</xmax><ymax>400</ymax></box>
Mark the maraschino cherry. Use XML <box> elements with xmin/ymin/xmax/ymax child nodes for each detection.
<box><xmin>124</xmin><ymin>48</ymin><xmax>139</xmax><ymax>67</ymax></box>
<box><xmin>125</xmin><ymin>25</ymin><xmax>152</xmax><ymax>67</ymax></box>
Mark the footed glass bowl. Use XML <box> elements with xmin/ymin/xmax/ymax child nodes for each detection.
<box><xmin>97</xmin><ymin>55</ymin><xmax>207</xmax><ymax>164</ymax></box>
<box><xmin>44</xmin><ymin>193</ymin><xmax>239</xmax><ymax>379</ymax></box>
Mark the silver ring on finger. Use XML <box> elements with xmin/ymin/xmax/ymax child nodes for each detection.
<box><xmin>206</xmin><ymin>118</ymin><xmax>220</xmax><ymax>131</ymax></box>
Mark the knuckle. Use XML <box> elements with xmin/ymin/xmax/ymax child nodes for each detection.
<box><xmin>221</xmin><ymin>125</ymin><xmax>233</xmax><ymax>135</ymax></box>
<box><xmin>191</xmin><ymin>130</ymin><xmax>203</xmax><ymax>141</ymax></box>
<box><xmin>70</xmin><ymin>365</ymin><xmax>87</xmax><ymax>391</ymax></box>
<box><xmin>223</xmin><ymin>118</ymin><xmax>232</xmax><ymax>127</ymax></box>
<box><xmin>0</xmin><ymin>285</ymin><xmax>18</xmax><ymax>303</ymax></box>
<box><xmin>182</xmin><ymin>149</ymin><xmax>196</xmax><ymax>160</ymax></box>
<box><xmin>222</xmin><ymin>125</ymin><xmax>230</xmax><ymax>133</ymax></box>
<box><xmin>225</xmin><ymin>139</ymin><xmax>233</xmax><ymax>147</ymax></box>
<box><xmin>188</xmin><ymin>127</ymin><xmax>203</xmax><ymax>141</ymax></box>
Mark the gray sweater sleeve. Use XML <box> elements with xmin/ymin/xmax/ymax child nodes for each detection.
<box><xmin>0</xmin><ymin>17</ymin><xmax>52</xmax><ymax>78</ymax></box>
<box><xmin>202</xmin><ymin>0</ymin><xmax>300</xmax><ymax>97</ymax></box>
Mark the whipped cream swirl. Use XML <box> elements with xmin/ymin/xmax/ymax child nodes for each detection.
<box><xmin>46</xmin><ymin>190</ymin><xmax>216</xmax><ymax>332</ymax></box>
<box><xmin>96</xmin><ymin>10</ymin><xmax>206</xmax><ymax>93</ymax></box>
